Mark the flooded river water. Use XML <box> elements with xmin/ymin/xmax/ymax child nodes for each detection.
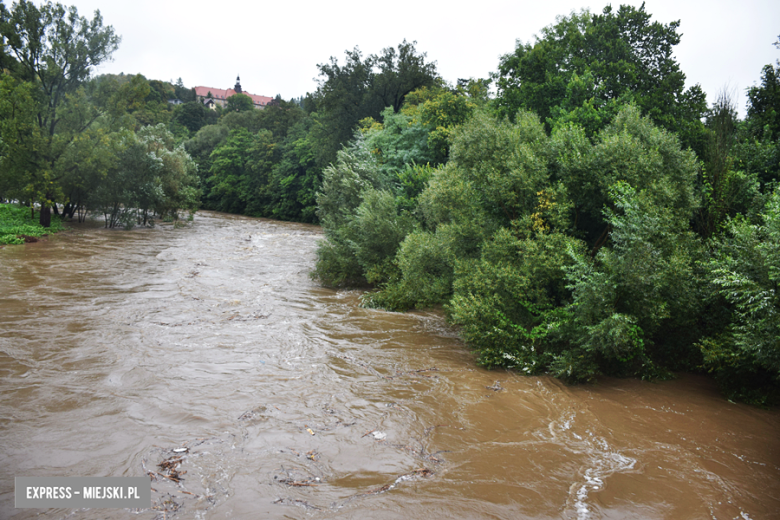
<box><xmin>1</xmin><ymin>211</ymin><xmax>779</xmax><ymax>519</ymax></box>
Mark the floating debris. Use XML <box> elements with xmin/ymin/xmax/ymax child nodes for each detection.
<box><xmin>238</xmin><ymin>407</ymin><xmax>266</xmax><ymax>421</ymax></box>
<box><xmin>151</xmin><ymin>494</ymin><xmax>181</xmax><ymax>516</ymax></box>
<box><xmin>157</xmin><ymin>454</ymin><xmax>186</xmax><ymax>482</ymax></box>
<box><xmin>366</xmin><ymin>483</ymin><xmax>393</xmax><ymax>495</ymax></box>
<box><xmin>276</xmin><ymin>477</ymin><xmax>320</xmax><ymax>487</ymax></box>
<box><xmin>238</xmin><ymin>410</ymin><xmax>256</xmax><ymax>421</ymax></box>
<box><xmin>424</xmin><ymin>424</ymin><xmax>452</xmax><ymax>436</ymax></box>
<box><xmin>486</xmin><ymin>381</ymin><xmax>504</xmax><ymax>392</ymax></box>
<box><xmin>272</xmin><ymin>498</ymin><xmax>322</xmax><ymax>510</ymax></box>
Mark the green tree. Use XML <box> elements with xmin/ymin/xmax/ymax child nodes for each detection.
<box><xmin>173</xmin><ymin>101</ymin><xmax>210</xmax><ymax>133</ymax></box>
<box><xmin>312</xmin><ymin>41</ymin><xmax>438</xmax><ymax>167</ymax></box>
<box><xmin>174</xmin><ymin>77</ymin><xmax>196</xmax><ymax>103</ymax></box>
<box><xmin>265</xmin><ymin>117</ymin><xmax>321</xmax><ymax>222</ymax></box>
<box><xmin>90</xmin><ymin>124</ymin><xmax>199</xmax><ymax>228</ymax></box>
<box><xmin>699</xmin><ymin>188</ymin><xmax>780</xmax><ymax>404</ymax></box>
<box><xmin>226</xmin><ymin>93</ymin><xmax>254</xmax><ymax>112</ymax></box>
<box><xmin>312</xmin><ymin>47</ymin><xmax>376</xmax><ymax>166</ymax></box>
<box><xmin>313</xmin><ymin>136</ymin><xmax>398</xmax><ymax>285</ymax></box>
<box><xmin>362</xmin><ymin>106</ymin><xmax>435</xmax><ymax>175</ymax></box>
<box><xmin>184</xmin><ymin>123</ymin><xmax>229</xmax><ymax>196</ymax></box>
<box><xmin>369</xmin><ymin>110</ymin><xmax>552</xmax><ymax>310</ymax></box>
<box><xmin>254</xmin><ymin>98</ymin><xmax>306</xmax><ymax>140</ymax></box>
<box><xmin>0</xmin><ymin>76</ymin><xmax>40</xmax><ymax>205</ymax></box>
<box><xmin>551</xmin><ymin>183</ymin><xmax>702</xmax><ymax>382</ymax></box>
<box><xmin>552</xmin><ymin>105</ymin><xmax>699</xmax><ymax>248</ymax></box>
<box><xmin>737</xmin><ymin>36</ymin><xmax>780</xmax><ymax>189</ymax></box>
<box><xmin>747</xmin><ymin>35</ymin><xmax>780</xmax><ymax>139</ymax></box>
<box><xmin>494</xmin><ymin>4</ymin><xmax>706</xmax><ymax>147</ymax></box>
<box><xmin>367</xmin><ymin>107</ymin><xmax>703</xmax><ymax>382</ymax></box>
<box><xmin>414</xmin><ymin>87</ymin><xmax>477</xmax><ymax>163</ymax></box>
<box><xmin>207</xmin><ymin>128</ymin><xmax>275</xmax><ymax>215</ymax></box>
<box><xmin>695</xmin><ymin>93</ymin><xmax>761</xmax><ymax>238</ymax></box>
<box><xmin>372</xmin><ymin>40</ymin><xmax>439</xmax><ymax>113</ymax></box>
<box><xmin>0</xmin><ymin>0</ymin><xmax>120</xmax><ymax>226</ymax></box>
<box><xmin>129</xmin><ymin>77</ymin><xmax>175</xmax><ymax>126</ymax></box>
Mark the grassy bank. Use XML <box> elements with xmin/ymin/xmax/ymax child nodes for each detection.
<box><xmin>0</xmin><ymin>204</ymin><xmax>64</xmax><ymax>244</ymax></box>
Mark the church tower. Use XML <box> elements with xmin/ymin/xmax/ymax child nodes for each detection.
<box><xmin>234</xmin><ymin>75</ymin><xmax>242</xmax><ymax>94</ymax></box>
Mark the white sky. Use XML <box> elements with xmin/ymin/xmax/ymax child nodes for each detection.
<box><xmin>19</xmin><ymin>0</ymin><xmax>780</xmax><ymax>116</ymax></box>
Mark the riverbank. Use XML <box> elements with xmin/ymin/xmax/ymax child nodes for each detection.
<box><xmin>0</xmin><ymin>204</ymin><xmax>64</xmax><ymax>245</ymax></box>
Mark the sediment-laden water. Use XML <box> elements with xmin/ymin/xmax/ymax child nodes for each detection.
<box><xmin>1</xmin><ymin>211</ymin><xmax>779</xmax><ymax>519</ymax></box>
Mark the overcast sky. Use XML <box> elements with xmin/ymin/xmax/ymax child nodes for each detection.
<box><xmin>23</xmin><ymin>0</ymin><xmax>780</xmax><ymax>116</ymax></box>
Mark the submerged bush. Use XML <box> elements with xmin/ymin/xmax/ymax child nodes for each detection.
<box><xmin>375</xmin><ymin>107</ymin><xmax>705</xmax><ymax>382</ymax></box>
<box><xmin>313</xmin><ymin>136</ymin><xmax>414</xmax><ymax>286</ymax></box>
<box><xmin>313</xmin><ymin>100</ymin><xmax>776</xmax><ymax>401</ymax></box>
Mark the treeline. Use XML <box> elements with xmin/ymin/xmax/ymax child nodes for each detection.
<box><xmin>181</xmin><ymin>40</ymin><xmax>441</xmax><ymax>222</ymax></box>
<box><xmin>0</xmin><ymin>1</ymin><xmax>444</xmax><ymax>226</ymax></box>
<box><xmin>0</xmin><ymin>1</ymin><xmax>200</xmax><ymax>229</ymax></box>
<box><xmin>311</xmin><ymin>5</ymin><xmax>780</xmax><ymax>404</ymax></box>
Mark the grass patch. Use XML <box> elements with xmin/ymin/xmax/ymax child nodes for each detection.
<box><xmin>0</xmin><ymin>204</ymin><xmax>64</xmax><ymax>244</ymax></box>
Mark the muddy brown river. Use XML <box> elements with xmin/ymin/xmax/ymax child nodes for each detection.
<box><xmin>1</xmin><ymin>211</ymin><xmax>779</xmax><ymax>519</ymax></box>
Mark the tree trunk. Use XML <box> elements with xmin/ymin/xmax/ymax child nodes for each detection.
<box><xmin>591</xmin><ymin>225</ymin><xmax>612</xmax><ymax>257</ymax></box>
<box><xmin>63</xmin><ymin>202</ymin><xmax>77</xmax><ymax>219</ymax></box>
<box><xmin>39</xmin><ymin>204</ymin><xmax>52</xmax><ymax>228</ymax></box>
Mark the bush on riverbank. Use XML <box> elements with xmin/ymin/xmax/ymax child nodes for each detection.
<box><xmin>0</xmin><ymin>204</ymin><xmax>64</xmax><ymax>244</ymax></box>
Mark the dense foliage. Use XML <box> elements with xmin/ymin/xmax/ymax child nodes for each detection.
<box><xmin>493</xmin><ymin>4</ymin><xmax>707</xmax><ymax>152</ymax></box>
<box><xmin>0</xmin><ymin>1</ymin><xmax>200</xmax><ymax>227</ymax></box>
<box><xmin>312</xmin><ymin>9</ymin><xmax>780</xmax><ymax>404</ymax></box>
<box><xmin>185</xmin><ymin>40</ymin><xmax>439</xmax><ymax>222</ymax></box>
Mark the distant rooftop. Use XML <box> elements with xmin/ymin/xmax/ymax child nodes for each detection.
<box><xmin>193</xmin><ymin>83</ymin><xmax>272</xmax><ymax>107</ymax></box>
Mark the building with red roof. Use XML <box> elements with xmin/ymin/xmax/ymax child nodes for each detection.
<box><xmin>194</xmin><ymin>76</ymin><xmax>273</xmax><ymax>109</ymax></box>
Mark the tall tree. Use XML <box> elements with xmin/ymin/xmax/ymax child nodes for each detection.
<box><xmin>494</xmin><ymin>4</ymin><xmax>706</xmax><ymax>148</ymax></box>
<box><xmin>736</xmin><ymin>35</ymin><xmax>780</xmax><ymax>189</ymax></box>
<box><xmin>372</xmin><ymin>40</ymin><xmax>438</xmax><ymax>113</ymax></box>
<box><xmin>174</xmin><ymin>77</ymin><xmax>196</xmax><ymax>103</ymax></box>
<box><xmin>0</xmin><ymin>0</ymin><xmax>120</xmax><ymax>226</ymax></box>
<box><xmin>746</xmin><ymin>35</ymin><xmax>780</xmax><ymax>140</ymax></box>
<box><xmin>313</xmin><ymin>40</ymin><xmax>438</xmax><ymax>167</ymax></box>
